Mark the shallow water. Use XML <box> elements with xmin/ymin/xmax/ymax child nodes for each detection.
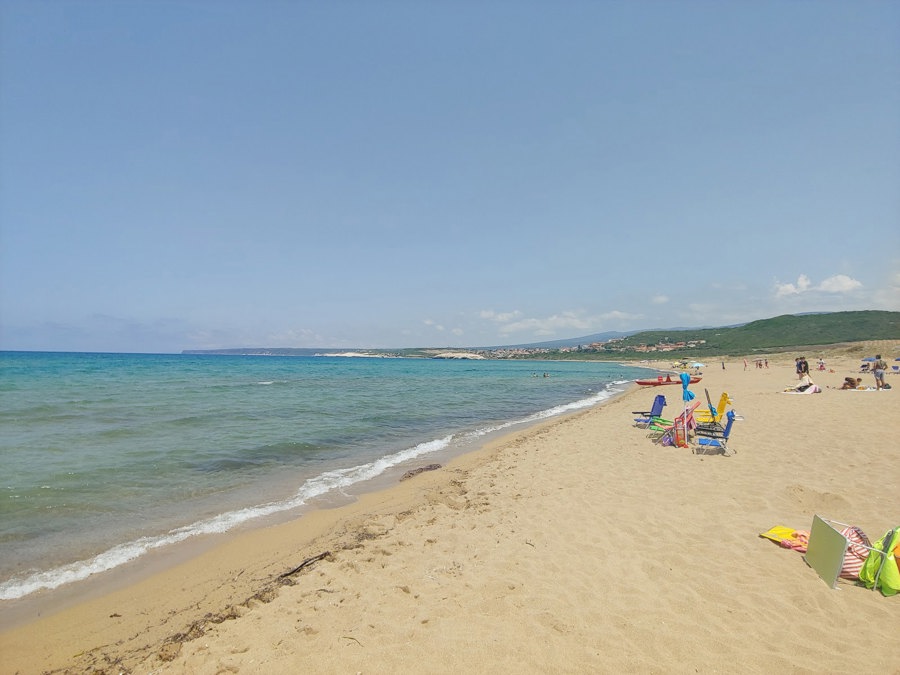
<box><xmin>0</xmin><ymin>351</ymin><xmax>650</xmax><ymax>599</ymax></box>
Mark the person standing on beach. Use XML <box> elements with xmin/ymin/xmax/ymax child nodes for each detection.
<box><xmin>798</xmin><ymin>356</ymin><xmax>809</xmax><ymax>379</ymax></box>
<box><xmin>872</xmin><ymin>354</ymin><xmax>888</xmax><ymax>390</ymax></box>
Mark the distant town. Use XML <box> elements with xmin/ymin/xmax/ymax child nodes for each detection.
<box><xmin>182</xmin><ymin>311</ymin><xmax>899</xmax><ymax>360</ymax></box>
<box><xmin>468</xmin><ymin>337</ymin><xmax>708</xmax><ymax>360</ymax></box>
<box><xmin>184</xmin><ymin>337</ymin><xmax>708</xmax><ymax>360</ymax></box>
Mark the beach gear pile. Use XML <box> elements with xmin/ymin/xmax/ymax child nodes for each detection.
<box><xmin>761</xmin><ymin>521</ymin><xmax>900</xmax><ymax>596</ymax></box>
<box><xmin>859</xmin><ymin>528</ymin><xmax>900</xmax><ymax>594</ymax></box>
<box><xmin>632</xmin><ymin>379</ymin><xmax>738</xmax><ymax>455</ymax></box>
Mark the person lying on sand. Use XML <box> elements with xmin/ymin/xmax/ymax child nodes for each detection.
<box><xmin>785</xmin><ymin>374</ymin><xmax>819</xmax><ymax>393</ymax></box>
<box><xmin>840</xmin><ymin>377</ymin><xmax>864</xmax><ymax>390</ymax></box>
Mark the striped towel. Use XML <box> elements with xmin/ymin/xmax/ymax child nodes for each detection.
<box><xmin>839</xmin><ymin>526</ymin><xmax>871</xmax><ymax>580</ymax></box>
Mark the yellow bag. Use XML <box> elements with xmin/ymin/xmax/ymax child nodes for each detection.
<box><xmin>859</xmin><ymin>527</ymin><xmax>900</xmax><ymax>596</ymax></box>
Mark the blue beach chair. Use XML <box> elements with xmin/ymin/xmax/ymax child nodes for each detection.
<box><xmin>694</xmin><ymin>410</ymin><xmax>736</xmax><ymax>455</ymax></box>
<box><xmin>633</xmin><ymin>394</ymin><xmax>666</xmax><ymax>428</ymax></box>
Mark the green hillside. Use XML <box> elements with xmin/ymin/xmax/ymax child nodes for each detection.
<box><xmin>613</xmin><ymin>310</ymin><xmax>900</xmax><ymax>356</ymax></box>
<box><xmin>184</xmin><ymin>311</ymin><xmax>900</xmax><ymax>359</ymax></box>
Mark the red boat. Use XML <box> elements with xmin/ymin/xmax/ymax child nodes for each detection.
<box><xmin>635</xmin><ymin>374</ymin><xmax>702</xmax><ymax>386</ymax></box>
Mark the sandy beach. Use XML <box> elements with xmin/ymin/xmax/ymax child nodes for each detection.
<box><xmin>2</xmin><ymin>343</ymin><xmax>899</xmax><ymax>674</ymax></box>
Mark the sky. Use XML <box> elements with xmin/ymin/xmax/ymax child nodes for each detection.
<box><xmin>1</xmin><ymin>0</ymin><xmax>899</xmax><ymax>353</ymax></box>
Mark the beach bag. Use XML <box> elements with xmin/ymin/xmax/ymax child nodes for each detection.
<box><xmin>859</xmin><ymin>527</ymin><xmax>900</xmax><ymax>596</ymax></box>
<box><xmin>839</xmin><ymin>526</ymin><xmax>871</xmax><ymax>580</ymax></box>
<box><xmin>759</xmin><ymin>526</ymin><xmax>809</xmax><ymax>552</ymax></box>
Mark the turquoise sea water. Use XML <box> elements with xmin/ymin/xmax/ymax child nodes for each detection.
<box><xmin>0</xmin><ymin>351</ymin><xmax>650</xmax><ymax>600</ymax></box>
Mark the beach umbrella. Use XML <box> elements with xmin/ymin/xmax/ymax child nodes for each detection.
<box><xmin>862</xmin><ymin>357</ymin><xmax>876</xmax><ymax>362</ymax></box>
<box><xmin>678</xmin><ymin>372</ymin><xmax>695</xmax><ymax>447</ymax></box>
<box><xmin>691</xmin><ymin>362</ymin><xmax>705</xmax><ymax>368</ymax></box>
<box><xmin>680</xmin><ymin>372</ymin><xmax>696</xmax><ymax>403</ymax></box>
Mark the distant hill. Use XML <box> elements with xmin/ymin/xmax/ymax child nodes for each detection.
<box><xmin>183</xmin><ymin>311</ymin><xmax>900</xmax><ymax>357</ymax></box>
<box><xmin>613</xmin><ymin>310</ymin><xmax>900</xmax><ymax>355</ymax></box>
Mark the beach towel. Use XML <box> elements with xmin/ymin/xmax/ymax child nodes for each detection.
<box><xmin>839</xmin><ymin>526</ymin><xmax>871</xmax><ymax>580</ymax></box>
<box><xmin>781</xmin><ymin>385</ymin><xmax>821</xmax><ymax>394</ymax></box>
<box><xmin>859</xmin><ymin>528</ymin><xmax>900</xmax><ymax>596</ymax></box>
<box><xmin>760</xmin><ymin>526</ymin><xmax>809</xmax><ymax>552</ymax></box>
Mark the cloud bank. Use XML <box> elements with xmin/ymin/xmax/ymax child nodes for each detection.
<box><xmin>774</xmin><ymin>274</ymin><xmax>862</xmax><ymax>298</ymax></box>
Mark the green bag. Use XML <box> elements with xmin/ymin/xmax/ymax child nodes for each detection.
<box><xmin>859</xmin><ymin>527</ymin><xmax>900</xmax><ymax>596</ymax></box>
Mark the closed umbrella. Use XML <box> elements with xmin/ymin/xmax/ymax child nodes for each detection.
<box><xmin>678</xmin><ymin>372</ymin><xmax>695</xmax><ymax>447</ymax></box>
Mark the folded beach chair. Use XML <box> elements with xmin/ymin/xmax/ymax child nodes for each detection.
<box><xmin>693</xmin><ymin>410</ymin><xmax>736</xmax><ymax>455</ymax></box>
<box><xmin>694</xmin><ymin>390</ymin><xmax>731</xmax><ymax>424</ymax></box>
<box><xmin>647</xmin><ymin>402</ymin><xmax>700</xmax><ymax>446</ymax></box>
<box><xmin>694</xmin><ymin>411</ymin><xmax>727</xmax><ymax>436</ymax></box>
<box><xmin>646</xmin><ymin>400</ymin><xmax>700</xmax><ymax>431</ymax></box>
<box><xmin>633</xmin><ymin>394</ymin><xmax>666</xmax><ymax>428</ymax></box>
<box><xmin>804</xmin><ymin>516</ymin><xmax>894</xmax><ymax>592</ymax></box>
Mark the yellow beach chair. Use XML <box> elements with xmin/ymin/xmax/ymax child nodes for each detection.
<box><xmin>694</xmin><ymin>389</ymin><xmax>731</xmax><ymax>424</ymax></box>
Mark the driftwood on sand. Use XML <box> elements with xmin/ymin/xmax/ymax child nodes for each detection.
<box><xmin>400</xmin><ymin>463</ymin><xmax>442</xmax><ymax>481</ymax></box>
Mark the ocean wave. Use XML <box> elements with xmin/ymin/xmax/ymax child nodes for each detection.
<box><xmin>0</xmin><ymin>434</ymin><xmax>455</xmax><ymax>600</ymax></box>
<box><xmin>0</xmin><ymin>383</ymin><xmax>623</xmax><ymax>601</ymax></box>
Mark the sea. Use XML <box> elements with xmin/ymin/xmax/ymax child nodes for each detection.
<box><xmin>0</xmin><ymin>351</ymin><xmax>651</xmax><ymax>602</ymax></box>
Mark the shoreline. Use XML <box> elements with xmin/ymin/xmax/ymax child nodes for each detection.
<box><xmin>2</xmin><ymin>346</ymin><xmax>899</xmax><ymax>673</ymax></box>
<box><xmin>0</xmin><ymin>361</ymin><xmax>643</xmax><ymax>610</ymax></box>
<box><xmin>0</xmin><ymin>403</ymin><xmax>618</xmax><ymax>674</ymax></box>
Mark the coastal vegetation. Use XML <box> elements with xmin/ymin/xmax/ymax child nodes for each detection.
<box><xmin>183</xmin><ymin>311</ymin><xmax>900</xmax><ymax>360</ymax></box>
<box><xmin>527</xmin><ymin>310</ymin><xmax>900</xmax><ymax>361</ymax></box>
<box><xmin>415</xmin><ymin>310</ymin><xmax>900</xmax><ymax>360</ymax></box>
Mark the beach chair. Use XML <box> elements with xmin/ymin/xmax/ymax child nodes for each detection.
<box><xmin>694</xmin><ymin>390</ymin><xmax>731</xmax><ymax>424</ymax></box>
<box><xmin>646</xmin><ymin>400</ymin><xmax>700</xmax><ymax>430</ymax></box>
<box><xmin>804</xmin><ymin>516</ymin><xmax>891</xmax><ymax>591</ymax></box>
<box><xmin>693</xmin><ymin>410</ymin><xmax>736</xmax><ymax>455</ymax></box>
<box><xmin>647</xmin><ymin>402</ymin><xmax>700</xmax><ymax>445</ymax></box>
<box><xmin>633</xmin><ymin>394</ymin><xmax>666</xmax><ymax>428</ymax></box>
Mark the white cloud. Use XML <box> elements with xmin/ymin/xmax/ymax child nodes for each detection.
<box><xmin>423</xmin><ymin>319</ymin><xmax>445</xmax><ymax>331</ymax></box>
<box><xmin>498</xmin><ymin>311</ymin><xmax>592</xmax><ymax>336</ymax></box>
<box><xmin>599</xmin><ymin>310</ymin><xmax>640</xmax><ymax>322</ymax></box>
<box><xmin>774</xmin><ymin>274</ymin><xmax>813</xmax><ymax>297</ymax></box>
<box><xmin>870</xmin><ymin>269</ymin><xmax>900</xmax><ymax>311</ymax></box>
<box><xmin>479</xmin><ymin>309</ymin><xmax>522</xmax><ymax>322</ymax></box>
<box><xmin>651</xmin><ymin>295</ymin><xmax>669</xmax><ymax>305</ymax></box>
<box><xmin>817</xmin><ymin>274</ymin><xmax>863</xmax><ymax>293</ymax></box>
<box><xmin>480</xmin><ymin>308</ymin><xmax>641</xmax><ymax>338</ymax></box>
<box><xmin>774</xmin><ymin>273</ymin><xmax>861</xmax><ymax>298</ymax></box>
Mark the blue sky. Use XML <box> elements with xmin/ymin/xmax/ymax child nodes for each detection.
<box><xmin>1</xmin><ymin>1</ymin><xmax>898</xmax><ymax>353</ymax></box>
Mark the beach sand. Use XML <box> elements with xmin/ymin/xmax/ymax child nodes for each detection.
<box><xmin>2</xmin><ymin>344</ymin><xmax>899</xmax><ymax>674</ymax></box>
